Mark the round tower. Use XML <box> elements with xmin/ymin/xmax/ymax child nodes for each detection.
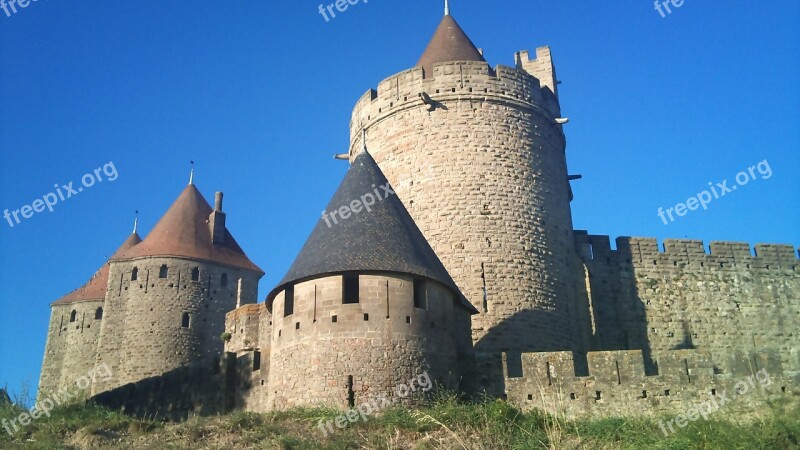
<box><xmin>265</xmin><ymin>151</ymin><xmax>476</xmax><ymax>410</ymax></box>
<box><xmin>38</xmin><ymin>230</ymin><xmax>141</xmax><ymax>401</ymax></box>
<box><xmin>348</xmin><ymin>10</ymin><xmax>577</xmax><ymax>353</ymax></box>
<box><xmin>92</xmin><ymin>184</ymin><xmax>264</xmax><ymax>394</ymax></box>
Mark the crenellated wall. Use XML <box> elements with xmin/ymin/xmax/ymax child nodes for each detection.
<box><xmin>348</xmin><ymin>57</ymin><xmax>577</xmax><ymax>355</ymax></box>
<box><xmin>573</xmin><ymin>232</ymin><xmax>800</xmax><ymax>376</ymax></box>
<box><xmin>504</xmin><ymin>348</ymin><xmax>796</xmax><ymax>419</ymax></box>
<box><xmin>92</xmin><ymin>256</ymin><xmax>260</xmax><ymax>395</ymax></box>
<box><xmin>515</xmin><ymin>47</ymin><xmax>559</xmax><ymax>97</ymax></box>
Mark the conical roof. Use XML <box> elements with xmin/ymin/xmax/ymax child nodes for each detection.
<box><xmin>114</xmin><ymin>184</ymin><xmax>263</xmax><ymax>274</ymax></box>
<box><xmin>267</xmin><ymin>151</ymin><xmax>477</xmax><ymax>313</ymax></box>
<box><xmin>417</xmin><ymin>14</ymin><xmax>485</xmax><ymax>77</ymax></box>
<box><xmin>53</xmin><ymin>232</ymin><xmax>142</xmax><ymax>305</ymax></box>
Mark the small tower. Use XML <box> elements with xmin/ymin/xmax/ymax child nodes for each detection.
<box><xmin>92</xmin><ymin>183</ymin><xmax>264</xmax><ymax>394</ymax></box>
<box><xmin>265</xmin><ymin>151</ymin><xmax>476</xmax><ymax>410</ymax></box>
<box><xmin>38</xmin><ymin>230</ymin><xmax>141</xmax><ymax>400</ymax></box>
<box><xmin>349</xmin><ymin>9</ymin><xmax>578</xmax><ymax>357</ymax></box>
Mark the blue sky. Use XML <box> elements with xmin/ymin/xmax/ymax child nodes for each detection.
<box><xmin>1</xmin><ymin>1</ymin><xmax>798</xmax><ymax>401</ymax></box>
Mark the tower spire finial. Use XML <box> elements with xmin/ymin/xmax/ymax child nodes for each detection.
<box><xmin>133</xmin><ymin>210</ymin><xmax>139</xmax><ymax>234</ymax></box>
<box><xmin>189</xmin><ymin>161</ymin><xmax>195</xmax><ymax>185</ymax></box>
<box><xmin>444</xmin><ymin>0</ymin><xmax>450</xmax><ymax>16</ymax></box>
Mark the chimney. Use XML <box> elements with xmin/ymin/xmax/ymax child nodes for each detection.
<box><xmin>210</xmin><ymin>191</ymin><xmax>227</xmax><ymax>244</ymax></box>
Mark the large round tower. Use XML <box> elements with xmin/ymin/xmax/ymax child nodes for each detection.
<box><xmin>349</xmin><ymin>10</ymin><xmax>578</xmax><ymax>353</ymax></box>
<box><xmin>265</xmin><ymin>151</ymin><xmax>476</xmax><ymax>410</ymax></box>
<box><xmin>92</xmin><ymin>183</ymin><xmax>264</xmax><ymax>394</ymax></box>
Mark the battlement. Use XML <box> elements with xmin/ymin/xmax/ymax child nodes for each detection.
<box><xmin>504</xmin><ymin>348</ymin><xmax>796</xmax><ymax>419</ymax></box>
<box><xmin>574</xmin><ymin>231</ymin><xmax>799</xmax><ymax>271</ymax></box>
<box><xmin>515</xmin><ymin>46</ymin><xmax>558</xmax><ymax>97</ymax></box>
<box><xmin>350</xmin><ymin>59</ymin><xmax>561</xmax><ymax>146</ymax></box>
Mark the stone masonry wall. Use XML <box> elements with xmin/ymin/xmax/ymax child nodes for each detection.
<box><xmin>515</xmin><ymin>47</ymin><xmax>559</xmax><ymax>97</ymax></box>
<box><xmin>92</xmin><ymin>256</ymin><xmax>260</xmax><ymax>395</ymax></box>
<box><xmin>91</xmin><ymin>354</ymin><xmax>235</xmax><ymax>422</ymax></box>
<box><xmin>505</xmin><ymin>348</ymin><xmax>797</xmax><ymax>420</ymax></box>
<box><xmin>37</xmin><ymin>304</ymin><xmax>71</xmax><ymax>400</ymax></box>
<box><xmin>573</xmin><ymin>233</ymin><xmax>800</xmax><ymax>376</ymax></box>
<box><xmin>265</xmin><ymin>274</ymin><xmax>472</xmax><ymax>411</ymax></box>
<box><xmin>224</xmin><ymin>303</ymin><xmax>271</xmax><ymax>412</ymax></box>
<box><xmin>59</xmin><ymin>300</ymin><xmax>104</xmax><ymax>396</ymax></box>
<box><xmin>348</xmin><ymin>59</ymin><xmax>577</xmax><ymax>354</ymax></box>
<box><xmin>38</xmin><ymin>300</ymin><xmax>105</xmax><ymax>401</ymax></box>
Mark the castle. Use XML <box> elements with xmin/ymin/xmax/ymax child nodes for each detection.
<box><xmin>38</xmin><ymin>7</ymin><xmax>798</xmax><ymax>421</ymax></box>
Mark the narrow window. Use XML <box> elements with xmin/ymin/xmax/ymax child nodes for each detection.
<box><xmin>70</xmin><ymin>310</ymin><xmax>77</xmax><ymax>322</ymax></box>
<box><xmin>191</xmin><ymin>267</ymin><xmax>199</xmax><ymax>281</ymax></box>
<box><xmin>159</xmin><ymin>265</ymin><xmax>168</xmax><ymax>279</ymax></box>
<box><xmin>253</xmin><ymin>351</ymin><xmax>261</xmax><ymax>371</ymax></box>
<box><xmin>221</xmin><ymin>273</ymin><xmax>228</xmax><ymax>287</ymax></box>
<box><xmin>347</xmin><ymin>375</ymin><xmax>355</xmax><ymax>408</ymax></box>
<box><xmin>284</xmin><ymin>286</ymin><xmax>294</xmax><ymax>317</ymax></box>
<box><xmin>95</xmin><ymin>307</ymin><xmax>103</xmax><ymax>320</ymax></box>
<box><xmin>343</xmin><ymin>274</ymin><xmax>359</xmax><ymax>304</ymax></box>
<box><xmin>181</xmin><ymin>312</ymin><xmax>190</xmax><ymax>328</ymax></box>
<box><xmin>413</xmin><ymin>279</ymin><xmax>427</xmax><ymax>309</ymax></box>
<box><xmin>131</xmin><ymin>267</ymin><xmax>138</xmax><ymax>281</ymax></box>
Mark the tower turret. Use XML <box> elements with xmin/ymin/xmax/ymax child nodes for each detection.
<box><xmin>349</xmin><ymin>10</ymin><xmax>579</xmax><ymax>362</ymax></box>
<box><xmin>92</xmin><ymin>183</ymin><xmax>263</xmax><ymax>394</ymax></box>
<box><xmin>264</xmin><ymin>151</ymin><xmax>475</xmax><ymax>410</ymax></box>
<box><xmin>38</xmin><ymin>230</ymin><xmax>141</xmax><ymax>400</ymax></box>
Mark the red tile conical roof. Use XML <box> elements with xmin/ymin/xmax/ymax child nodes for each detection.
<box><xmin>113</xmin><ymin>184</ymin><xmax>262</xmax><ymax>274</ymax></box>
<box><xmin>53</xmin><ymin>232</ymin><xmax>142</xmax><ymax>305</ymax></box>
<box><xmin>416</xmin><ymin>14</ymin><xmax>485</xmax><ymax>77</ymax></box>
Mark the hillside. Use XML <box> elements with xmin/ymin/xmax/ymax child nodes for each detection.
<box><xmin>1</xmin><ymin>393</ymin><xmax>797</xmax><ymax>449</ymax></box>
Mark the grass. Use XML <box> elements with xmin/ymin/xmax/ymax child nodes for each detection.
<box><xmin>0</xmin><ymin>389</ymin><xmax>797</xmax><ymax>449</ymax></box>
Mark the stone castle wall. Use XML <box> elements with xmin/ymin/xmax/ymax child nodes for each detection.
<box><xmin>38</xmin><ymin>304</ymin><xmax>71</xmax><ymax>399</ymax></box>
<box><xmin>38</xmin><ymin>301</ymin><xmax>105</xmax><ymax>400</ymax></box>
<box><xmin>504</xmin><ymin>348</ymin><xmax>796</xmax><ymax>420</ymax></box>
<box><xmin>573</xmin><ymin>233</ymin><xmax>799</xmax><ymax>375</ymax></box>
<box><xmin>224</xmin><ymin>303</ymin><xmax>271</xmax><ymax>412</ymax></box>
<box><xmin>256</xmin><ymin>274</ymin><xmax>471</xmax><ymax>411</ymax></box>
<box><xmin>92</xmin><ymin>256</ymin><xmax>260</xmax><ymax>395</ymax></box>
<box><xmin>348</xmin><ymin>55</ymin><xmax>577</xmax><ymax>354</ymax></box>
<box><xmin>91</xmin><ymin>354</ymin><xmax>235</xmax><ymax>422</ymax></box>
<box><xmin>59</xmin><ymin>300</ymin><xmax>105</xmax><ymax>396</ymax></box>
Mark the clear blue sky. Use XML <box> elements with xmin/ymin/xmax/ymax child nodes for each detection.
<box><xmin>1</xmin><ymin>1</ymin><xmax>798</xmax><ymax>402</ymax></box>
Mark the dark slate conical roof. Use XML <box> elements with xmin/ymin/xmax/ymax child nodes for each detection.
<box><xmin>417</xmin><ymin>14</ymin><xmax>485</xmax><ymax>77</ymax></box>
<box><xmin>267</xmin><ymin>151</ymin><xmax>477</xmax><ymax>314</ymax></box>
<box><xmin>53</xmin><ymin>232</ymin><xmax>142</xmax><ymax>305</ymax></box>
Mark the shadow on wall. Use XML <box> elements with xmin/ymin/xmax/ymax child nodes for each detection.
<box><xmin>91</xmin><ymin>353</ymin><xmax>249</xmax><ymax>422</ymax></box>
<box><xmin>470</xmin><ymin>240</ymin><xmax>659</xmax><ymax>396</ymax></box>
<box><xmin>575</xmin><ymin>237</ymin><xmax>658</xmax><ymax>374</ymax></box>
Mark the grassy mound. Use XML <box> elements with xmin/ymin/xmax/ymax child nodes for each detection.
<box><xmin>1</xmin><ymin>392</ymin><xmax>797</xmax><ymax>449</ymax></box>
